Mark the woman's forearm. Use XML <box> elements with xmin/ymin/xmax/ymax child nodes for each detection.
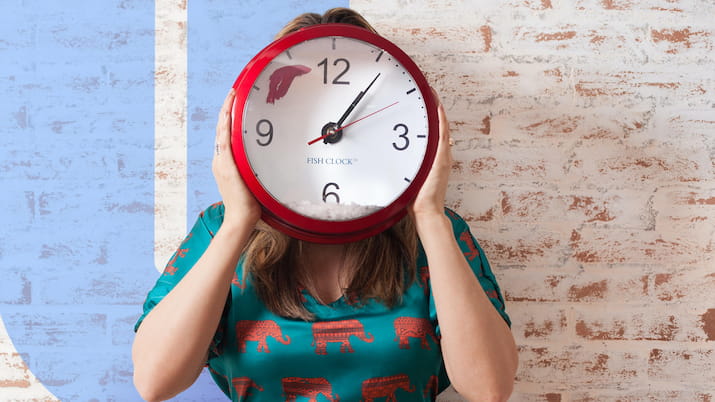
<box><xmin>415</xmin><ymin>213</ymin><xmax>518</xmax><ymax>402</ymax></box>
<box><xmin>132</xmin><ymin>219</ymin><xmax>254</xmax><ymax>402</ymax></box>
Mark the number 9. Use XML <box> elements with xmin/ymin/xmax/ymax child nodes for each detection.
<box><xmin>256</xmin><ymin>119</ymin><xmax>273</xmax><ymax>146</ymax></box>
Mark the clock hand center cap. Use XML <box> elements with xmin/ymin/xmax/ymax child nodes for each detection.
<box><xmin>321</xmin><ymin>122</ymin><xmax>342</xmax><ymax>144</ymax></box>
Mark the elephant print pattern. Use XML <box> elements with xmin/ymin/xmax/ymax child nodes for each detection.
<box><xmin>394</xmin><ymin>317</ymin><xmax>439</xmax><ymax>350</ymax></box>
<box><xmin>361</xmin><ymin>374</ymin><xmax>415</xmax><ymax>402</ymax></box>
<box><xmin>137</xmin><ymin>206</ymin><xmax>511</xmax><ymax>401</ymax></box>
<box><xmin>236</xmin><ymin>320</ymin><xmax>291</xmax><ymax>353</ymax></box>
<box><xmin>281</xmin><ymin>377</ymin><xmax>339</xmax><ymax>402</ymax></box>
<box><xmin>459</xmin><ymin>230</ymin><xmax>480</xmax><ymax>262</ymax></box>
<box><xmin>417</xmin><ymin>265</ymin><xmax>430</xmax><ymax>296</ymax></box>
<box><xmin>311</xmin><ymin>319</ymin><xmax>374</xmax><ymax>355</ymax></box>
<box><xmin>163</xmin><ymin>232</ymin><xmax>192</xmax><ymax>276</ymax></box>
<box><xmin>232</xmin><ymin>377</ymin><xmax>263</xmax><ymax>399</ymax></box>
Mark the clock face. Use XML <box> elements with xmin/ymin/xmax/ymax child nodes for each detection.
<box><xmin>232</xmin><ymin>24</ymin><xmax>437</xmax><ymax>242</ymax></box>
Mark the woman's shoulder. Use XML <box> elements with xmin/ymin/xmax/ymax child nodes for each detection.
<box><xmin>415</xmin><ymin>208</ymin><xmax>472</xmax><ymax>259</ymax></box>
<box><xmin>197</xmin><ymin>201</ymin><xmax>226</xmax><ymax>236</ymax></box>
<box><xmin>443</xmin><ymin>206</ymin><xmax>470</xmax><ymax>234</ymax></box>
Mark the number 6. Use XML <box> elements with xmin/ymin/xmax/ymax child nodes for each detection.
<box><xmin>322</xmin><ymin>182</ymin><xmax>340</xmax><ymax>203</ymax></box>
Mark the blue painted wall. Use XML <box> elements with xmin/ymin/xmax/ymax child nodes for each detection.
<box><xmin>0</xmin><ymin>0</ymin><xmax>345</xmax><ymax>400</ymax></box>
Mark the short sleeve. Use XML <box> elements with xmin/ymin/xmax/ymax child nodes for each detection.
<box><xmin>134</xmin><ymin>203</ymin><xmax>229</xmax><ymax>360</ymax></box>
<box><xmin>427</xmin><ymin>208</ymin><xmax>511</xmax><ymax>334</ymax></box>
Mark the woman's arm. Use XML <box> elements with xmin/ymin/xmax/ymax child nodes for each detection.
<box><xmin>417</xmin><ymin>215</ymin><xmax>518</xmax><ymax>402</ymax></box>
<box><xmin>132</xmin><ymin>221</ymin><xmax>253</xmax><ymax>401</ymax></box>
<box><xmin>411</xmin><ymin>93</ymin><xmax>518</xmax><ymax>402</ymax></box>
<box><xmin>132</xmin><ymin>89</ymin><xmax>261</xmax><ymax>402</ymax></box>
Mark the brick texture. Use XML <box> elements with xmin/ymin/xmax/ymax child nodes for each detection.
<box><xmin>352</xmin><ymin>0</ymin><xmax>715</xmax><ymax>400</ymax></box>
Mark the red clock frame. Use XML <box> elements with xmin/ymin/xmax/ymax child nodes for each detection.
<box><xmin>231</xmin><ymin>23</ymin><xmax>438</xmax><ymax>243</ymax></box>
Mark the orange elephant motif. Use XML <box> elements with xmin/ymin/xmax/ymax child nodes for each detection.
<box><xmin>393</xmin><ymin>317</ymin><xmax>438</xmax><ymax>350</ymax></box>
<box><xmin>231</xmin><ymin>376</ymin><xmax>263</xmax><ymax>399</ymax></box>
<box><xmin>236</xmin><ymin>320</ymin><xmax>290</xmax><ymax>353</ymax></box>
<box><xmin>282</xmin><ymin>377</ymin><xmax>339</xmax><ymax>402</ymax></box>
<box><xmin>459</xmin><ymin>230</ymin><xmax>480</xmax><ymax>262</ymax></box>
<box><xmin>311</xmin><ymin>319</ymin><xmax>374</xmax><ymax>355</ymax></box>
<box><xmin>361</xmin><ymin>373</ymin><xmax>415</xmax><ymax>402</ymax></box>
<box><xmin>417</xmin><ymin>265</ymin><xmax>430</xmax><ymax>296</ymax></box>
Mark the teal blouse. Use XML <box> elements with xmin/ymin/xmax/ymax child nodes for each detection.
<box><xmin>135</xmin><ymin>203</ymin><xmax>510</xmax><ymax>401</ymax></box>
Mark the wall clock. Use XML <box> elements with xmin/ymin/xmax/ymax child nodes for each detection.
<box><xmin>231</xmin><ymin>23</ymin><xmax>438</xmax><ymax>243</ymax></box>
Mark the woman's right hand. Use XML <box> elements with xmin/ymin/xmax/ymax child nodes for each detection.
<box><xmin>213</xmin><ymin>88</ymin><xmax>262</xmax><ymax>228</ymax></box>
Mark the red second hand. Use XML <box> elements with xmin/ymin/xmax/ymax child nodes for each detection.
<box><xmin>307</xmin><ymin>101</ymin><xmax>399</xmax><ymax>145</ymax></box>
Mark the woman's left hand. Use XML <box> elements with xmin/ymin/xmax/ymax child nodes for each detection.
<box><xmin>213</xmin><ymin>88</ymin><xmax>261</xmax><ymax>227</ymax></box>
<box><xmin>410</xmin><ymin>89</ymin><xmax>452</xmax><ymax>219</ymax></box>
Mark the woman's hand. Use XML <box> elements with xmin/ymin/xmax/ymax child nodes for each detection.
<box><xmin>213</xmin><ymin>88</ymin><xmax>261</xmax><ymax>227</ymax></box>
<box><xmin>410</xmin><ymin>89</ymin><xmax>452</xmax><ymax>219</ymax></box>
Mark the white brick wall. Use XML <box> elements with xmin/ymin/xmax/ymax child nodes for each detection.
<box><xmin>353</xmin><ymin>0</ymin><xmax>714</xmax><ymax>400</ymax></box>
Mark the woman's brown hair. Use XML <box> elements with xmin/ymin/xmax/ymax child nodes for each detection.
<box><xmin>274</xmin><ymin>7</ymin><xmax>378</xmax><ymax>39</ymax></box>
<box><xmin>241</xmin><ymin>8</ymin><xmax>418</xmax><ymax>321</ymax></box>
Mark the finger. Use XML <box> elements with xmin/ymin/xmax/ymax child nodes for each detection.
<box><xmin>430</xmin><ymin>87</ymin><xmax>451</xmax><ymax>144</ymax></box>
<box><xmin>220</xmin><ymin>87</ymin><xmax>235</xmax><ymax>115</ymax></box>
<box><xmin>435</xmin><ymin>103</ymin><xmax>452</xmax><ymax>159</ymax></box>
<box><xmin>215</xmin><ymin>89</ymin><xmax>236</xmax><ymax>155</ymax></box>
<box><xmin>437</xmin><ymin>102</ymin><xmax>450</xmax><ymax>140</ymax></box>
<box><xmin>216</xmin><ymin>89</ymin><xmax>235</xmax><ymax>131</ymax></box>
<box><xmin>429</xmin><ymin>86</ymin><xmax>441</xmax><ymax>105</ymax></box>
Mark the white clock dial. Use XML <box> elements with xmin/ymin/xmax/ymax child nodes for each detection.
<box><xmin>242</xmin><ymin>35</ymin><xmax>429</xmax><ymax>221</ymax></box>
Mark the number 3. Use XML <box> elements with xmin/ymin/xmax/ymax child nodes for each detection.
<box><xmin>392</xmin><ymin>123</ymin><xmax>409</xmax><ymax>151</ymax></box>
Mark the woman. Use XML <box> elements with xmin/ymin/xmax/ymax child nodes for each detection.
<box><xmin>132</xmin><ymin>8</ymin><xmax>517</xmax><ymax>402</ymax></box>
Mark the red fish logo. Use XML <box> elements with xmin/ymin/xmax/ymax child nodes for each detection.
<box><xmin>266</xmin><ymin>64</ymin><xmax>311</xmax><ymax>104</ymax></box>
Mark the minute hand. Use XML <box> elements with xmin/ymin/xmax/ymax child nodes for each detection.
<box><xmin>336</xmin><ymin>73</ymin><xmax>380</xmax><ymax>127</ymax></box>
